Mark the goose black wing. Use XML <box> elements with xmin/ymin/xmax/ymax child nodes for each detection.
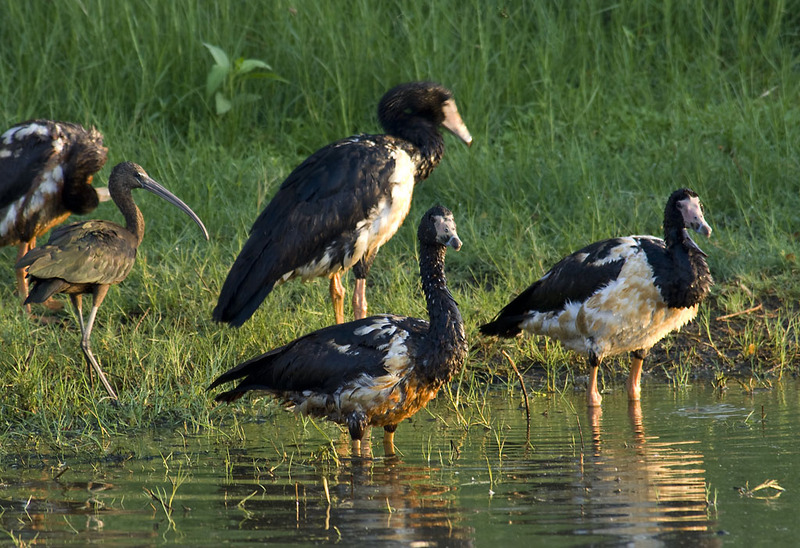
<box><xmin>210</xmin><ymin>315</ymin><xmax>428</xmax><ymax>400</ymax></box>
<box><xmin>481</xmin><ymin>237</ymin><xmax>641</xmax><ymax>336</ymax></box>
<box><xmin>214</xmin><ymin>135</ymin><xmax>403</xmax><ymax>326</ymax></box>
<box><xmin>0</xmin><ymin>120</ymin><xmax>61</xmax><ymax>209</ymax></box>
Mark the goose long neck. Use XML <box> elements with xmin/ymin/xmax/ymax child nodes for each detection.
<box><xmin>663</xmin><ymin>225</ymin><xmax>683</xmax><ymax>251</ymax></box>
<box><xmin>660</xmin><ymin>209</ymin><xmax>712</xmax><ymax>308</ymax></box>
<box><xmin>382</xmin><ymin>119</ymin><xmax>445</xmax><ymax>182</ymax></box>
<box><xmin>410</xmin><ymin>130</ymin><xmax>445</xmax><ymax>182</ymax></box>
<box><xmin>663</xmin><ymin>216</ymin><xmax>698</xmax><ymax>260</ymax></box>
<box><xmin>663</xmin><ymin>198</ymin><xmax>697</xmax><ymax>252</ymax></box>
<box><xmin>418</xmin><ymin>242</ymin><xmax>467</xmax><ymax>383</ymax></box>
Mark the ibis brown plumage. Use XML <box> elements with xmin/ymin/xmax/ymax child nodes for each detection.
<box><xmin>0</xmin><ymin>120</ymin><xmax>109</xmax><ymax>310</ymax></box>
<box><xmin>16</xmin><ymin>162</ymin><xmax>209</xmax><ymax>402</ymax></box>
<box><xmin>213</xmin><ymin>81</ymin><xmax>472</xmax><ymax>327</ymax></box>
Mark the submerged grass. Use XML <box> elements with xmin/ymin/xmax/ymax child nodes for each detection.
<box><xmin>1</xmin><ymin>0</ymin><xmax>799</xmax><ymax>455</ymax></box>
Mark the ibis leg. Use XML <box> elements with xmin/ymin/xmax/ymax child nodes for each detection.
<box><xmin>73</xmin><ymin>286</ymin><xmax>118</xmax><ymax>402</ymax></box>
<box><xmin>71</xmin><ymin>294</ymin><xmax>94</xmax><ymax>386</ymax></box>
<box><xmin>587</xmin><ymin>353</ymin><xmax>603</xmax><ymax>407</ymax></box>
<box><xmin>353</xmin><ymin>278</ymin><xmax>367</xmax><ymax>320</ymax></box>
<box><xmin>329</xmin><ymin>273</ymin><xmax>345</xmax><ymax>324</ymax></box>
<box><xmin>70</xmin><ymin>294</ymin><xmax>85</xmax><ymax>333</ymax></box>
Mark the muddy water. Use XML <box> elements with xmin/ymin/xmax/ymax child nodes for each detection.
<box><xmin>1</xmin><ymin>381</ymin><xmax>797</xmax><ymax>546</ymax></box>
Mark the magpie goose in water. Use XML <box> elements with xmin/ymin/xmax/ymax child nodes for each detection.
<box><xmin>213</xmin><ymin>82</ymin><xmax>472</xmax><ymax>326</ymax></box>
<box><xmin>209</xmin><ymin>206</ymin><xmax>467</xmax><ymax>457</ymax></box>
<box><xmin>480</xmin><ymin>189</ymin><xmax>713</xmax><ymax>407</ymax></box>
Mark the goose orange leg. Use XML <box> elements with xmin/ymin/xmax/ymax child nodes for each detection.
<box><xmin>626</xmin><ymin>349</ymin><xmax>648</xmax><ymax>402</ymax></box>
<box><xmin>15</xmin><ymin>240</ymin><xmax>32</xmax><ymax>313</ymax></box>
<box><xmin>353</xmin><ymin>278</ymin><xmax>367</xmax><ymax>320</ymax></box>
<box><xmin>587</xmin><ymin>352</ymin><xmax>603</xmax><ymax>407</ymax></box>
<box><xmin>329</xmin><ymin>273</ymin><xmax>345</xmax><ymax>324</ymax></box>
<box><xmin>352</xmin><ymin>252</ymin><xmax>375</xmax><ymax>321</ymax></box>
<box><xmin>350</xmin><ymin>428</ymin><xmax>374</xmax><ymax>458</ymax></box>
<box><xmin>383</xmin><ymin>424</ymin><xmax>397</xmax><ymax>456</ymax></box>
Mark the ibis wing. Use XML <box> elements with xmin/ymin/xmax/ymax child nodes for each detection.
<box><xmin>17</xmin><ymin>220</ymin><xmax>138</xmax><ymax>285</ymax></box>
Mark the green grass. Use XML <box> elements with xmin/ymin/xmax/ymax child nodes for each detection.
<box><xmin>1</xmin><ymin>0</ymin><xmax>799</xmax><ymax>455</ymax></box>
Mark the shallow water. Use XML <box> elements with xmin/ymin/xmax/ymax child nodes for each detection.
<box><xmin>1</xmin><ymin>381</ymin><xmax>797</xmax><ymax>546</ymax></box>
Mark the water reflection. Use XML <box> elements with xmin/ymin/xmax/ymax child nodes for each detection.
<box><xmin>220</xmin><ymin>449</ymin><xmax>473</xmax><ymax>545</ymax></box>
<box><xmin>0</xmin><ymin>470</ymin><xmax>155</xmax><ymax>544</ymax></box>
<box><xmin>581</xmin><ymin>401</ymin><xmax>719</xmax><ymax>545</ymax></box>
<box><xmin>2</xmin><ymin>383</ymin><xmax>799</xmax><ymax>545</ymax></box>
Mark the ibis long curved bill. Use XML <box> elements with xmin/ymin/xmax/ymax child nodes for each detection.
<box><xmin>136</xmin><ymin>175</ymin><xmax>209</xmax><ymax>241</ymax></box>
<box><xmin>17</xmin><ymin>161</ymin><xmax>210</xmax><ymax>403</ymax></box>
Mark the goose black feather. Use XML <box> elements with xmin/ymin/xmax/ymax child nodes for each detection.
<box><xmin>209</xmin><ymin>205</ymin><xmax>467</xmax><ymax>456</ymax></box>
<box><xmin>480</xmin><ymin>189</ymin><xmax>713</xmax><ymax>406</ymax></box>
<box><xmin>213</xmin><ymin>82</ymin><xmax>471</xmax><ymax>327</ymax></box>
<box><xmin>1</xmin><ymin>120</ymin><xmax>108</xmax><ymax>306</ymax></box>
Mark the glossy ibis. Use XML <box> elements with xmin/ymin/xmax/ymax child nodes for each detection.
<box><xmin>16</xmin><ymin>162</ymin><xmax>209</xmax><ymax>402</ymax></box>
<box><xmin>213</xmin><ymin>81</ymin><xmax>472</xmax><ymax>327</ymax></box>
<box><xmin>209</xmin><ymin>205</ymin><xmax>467</xmax><ymax>457</ymax></box>
<box><xmin>480</xmin><ymin>189</ymin><xmax>713</xmax><ymax>407</ymax></box>
<box><xmin>1</xmin><ymin>120</ymin><xmax>109</xmax><ymax>310</ymax></box>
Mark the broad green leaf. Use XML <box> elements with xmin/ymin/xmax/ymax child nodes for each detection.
<box><xmin>243</xmin><ymin>72</ymin><xmax>289</xmax><ymax>83</ymax></box>
<box><xmin>236</xmin><ymin>58</ymin><xmax>272</xmax><ymax>74</ymax></box>
<box><xmin>203</xmin><ymin>42</ymin><xmax>230</xmax><ymax>71</ymax></box>
<box><xmin>206</xmin><ymin>64</ymin><xmax>229</xmax><ymax>97</ymax></box>
<box><xmin>215</xmin><ymin>92</ymin><xmax>232</xmax><ymax>115</ymax></box>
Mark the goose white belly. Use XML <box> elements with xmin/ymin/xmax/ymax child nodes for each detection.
<box><xmin>348</xmin><ymin>148</ymin><xmax>415</xmax><ymax>265</ymax></box>
<box><xmin>521</xmin><ymin>249</ymin><xmax>700</xmax><ymax>358</ymax></box>
<box><xmin>0</xmin><ymin>165</ymin><xmax>65</xmax><ymax>244</ymax></box>
<box><xmin>288</xmin><ymin>148</ymin><xmax>415</xmax><ymax>282</ymax></box>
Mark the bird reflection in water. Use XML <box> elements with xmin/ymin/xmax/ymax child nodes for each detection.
<box><xmin>220</xmin><ymin>450</ymin><xmax>473</xmax><ymax>545</ymax></box>
<box><xmin>582</xmin><ymin>401</ymin><xmax>720</xmax><ymax>545</ymax></box>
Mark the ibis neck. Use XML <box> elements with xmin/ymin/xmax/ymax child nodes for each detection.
<box><xmin>127</xmin><ymin>207</ymin><xmax>145</xmax><ymax>246</ymax></box>
<box><xmin>110</xmin><ymin>187</ymin><xmax>145</xmax><ymax>246</ymax></box>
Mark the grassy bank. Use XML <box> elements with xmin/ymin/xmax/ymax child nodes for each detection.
<box><xmin>1</xmin><ymin>0</ymin><xmax>798</xmax><ymax>455</ymax></box>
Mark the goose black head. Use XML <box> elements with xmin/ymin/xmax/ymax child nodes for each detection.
<box><xmin>378</xmin><ymin>82</ymin><xmax>472</xmax><ymax>146</ymax></box>
<box><xmin>666</xmin><ymin>188</ymin><xmax>712</xmax><ymax>256</ymax></box>
<box><xmin>419</xmin><ymin>205</ymin><xmax>462</xmax><ymax>251</ymax></box>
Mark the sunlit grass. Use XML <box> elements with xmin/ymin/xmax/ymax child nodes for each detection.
<box><xmin>1</xmin><ymin>0</ymin><xmax>799</xmax><ymax>454</ymax></box>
